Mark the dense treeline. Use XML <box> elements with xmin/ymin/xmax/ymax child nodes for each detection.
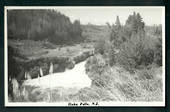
<box><xmin>7</xmin><ymin>10</ymin><xmax>83</xmax><ymax>44</ymax></box>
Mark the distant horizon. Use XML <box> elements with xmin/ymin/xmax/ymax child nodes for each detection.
<box><xmin>54</xmin><ymin>7</ymin><xmax>164</xmax><ymax>26</ymax></box>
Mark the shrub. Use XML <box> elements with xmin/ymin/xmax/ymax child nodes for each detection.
<box><xmin>116</xmin><ymin>33</ymin><xmax>157</xmax><ymax>72</ymax></box>
<box><xmin>85</xmin><ymin>54</ymin><xmax>113</xmax><ymax>88</ymax></box>
<box><xmin>154</xmin><ymin>38</ymin><xmax>162</xmax><ymax>66</ymax></box>
<box><xmin>86</xmin><ymin>54</ymin><xmax>106</xmax><ymax>75</ymax></box>
<box><xmin>94</xmin><ymin>40</ymin><xmax>116</xmax><ymax>66</ymax></box>
<box><xmin>107</xmin><ymin>42</ymin><xmax>116</xmax><ymax>66</ymax></box>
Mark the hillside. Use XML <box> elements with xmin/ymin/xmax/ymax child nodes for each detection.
<box><xmin>82</xmin><ymin>24</ymin><xmax>110</xmax><ymax>42</ymax></box>
<box><xmin>8</xmin><ymin>10</ymin><xmax>83</xmax><ymax>44</ymax></box>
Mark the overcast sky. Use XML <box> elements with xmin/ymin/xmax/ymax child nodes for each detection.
<box><xmin>55</xmin><ymin>7</ymin><xmax>164</xmax><ymax>26</ymax></box>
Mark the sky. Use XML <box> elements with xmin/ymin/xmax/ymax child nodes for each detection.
<box><xmin>54</xmin><ymin>7</ymin><xmax>164</xmax><ymax>26</ymax></box>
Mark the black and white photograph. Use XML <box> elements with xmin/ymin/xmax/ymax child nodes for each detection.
<box><xmin>5</xmin><ymin>6</ymin><xmax>165</xmax><ymax>106</ymax></box>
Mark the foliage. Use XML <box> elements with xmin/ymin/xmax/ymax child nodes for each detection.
<box><xmin>85</xmin><ymin>54</ymin><xmax>163</xmax><ymax>101</ymax></box>
<box><xmin>85</xmin><ymin>54</ymin><xmax>109</xmax><ymax>87</ymax></box>
<box><xmin>154</xmin><ymin>37</ymin><xmax>162</xmax><ymax>66</ymax></box>
<box><xmin>7</xmin><ymin>10</ymin><xmax>83</xmax><ymax>44</ymax></box>
<box><xmin>93</xmin><ymin>40</ymin><xmax>116</xmax><ymax>66</ymax></box>
<box><xmin>125</xmin><ymin>12</ymin><xmax>145</xmax><ymax>34</ymax></box>
<box><xmin>108</xmin><ymin>13</ymin><xmax>145</xmax><ymax>48</ymax></box>
<box><xmin>116</xmin><ymin>32</ymin><xmax>158</xmax><ymax>72</ymax></box>
<box><xmin>94</xmin><ymin>40</ymin><xmax>106</xmax><ymax>55</ymax></box>
<box><xmin>145</xmin><ymin>25</ymin><xmax>162</xmax><ymax>38</ymax></box>
<box><xmin>115</xmin><ymin>16</ymin><xmax>121</xmax><ymax>29</ymax></box>
<box><xmin>107</xmin><ymin>12</ymin><xmax>162</xmax><ymax>71</ymax></box>
<box><xmin>8</xmin><ymin>46</ymin><xmax>26</xmax><ymax>80</ymax></box>
<box><xmin>107</xmin><ymin>16</ymin><xmax>126</xmax><ymax>48</ymax></box>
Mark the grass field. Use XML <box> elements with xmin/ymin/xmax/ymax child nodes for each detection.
<box><xmin>8</xmin><ymin>39</ymin><xmax>94</xmax><ymax>60</ymax></box>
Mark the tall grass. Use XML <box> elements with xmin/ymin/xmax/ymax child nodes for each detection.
<box><xmin>82</xmin><ymin>53</ymin><xmax>163</xmax><ymax>102</ymax></box>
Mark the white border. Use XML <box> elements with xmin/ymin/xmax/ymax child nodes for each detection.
<box><xmin>4</xmin><ymin>6</ymin><xmax>165</xmax><ymax>107</ymax></box>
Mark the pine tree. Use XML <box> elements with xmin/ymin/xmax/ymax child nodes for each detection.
<box><xmin>115</xmin><ymin>16</ymin><xmax>121</xmax><ymax>29</ymax></box>
<box><xmin>125</xmin><ymin>12</ymin><xmax>145</xmax><ymax>34</ymax></box>
<box><xmin>136</xmin><ymin>13</ymin><xmax>145</xmax><ymax>31</ymax></box>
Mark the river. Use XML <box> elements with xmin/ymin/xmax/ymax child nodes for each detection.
<box><xmin>23</xmin><ymin>60</ymin><xmax>92</xmax><ymax>90</ymax></box>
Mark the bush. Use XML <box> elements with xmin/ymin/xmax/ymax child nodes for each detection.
<box><xmin>116</xmin><ymin>33</ymin><xmax>157</xmax><ymax>72</ymax></box>
<box><xmin>85</xmin><ymin>54</ymin><xmax>112</xmax><ymax>88</ymax></box>
<box><xmin>107</xmin><ymin>42</ymin><xmax>116</xmax><ymax>66</ymax></box>
<box><xmin>86</xmin><ymin>54</ymin><xmax>106</xmax><ymax>75</ymax></box>
<box><xmin>94</xmin><ymin>40</ymin><xmax>116</xmax><ymax>66</ymax></box>
<box><xmin>154</xmin><ymin>38</ymin><xmax>162</xmax><ymax>66</ymax></box>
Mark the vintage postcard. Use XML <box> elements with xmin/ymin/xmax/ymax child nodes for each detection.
<box><xmin>4</xmin><ymin>6</ymin><xmax>165</xmax><ymax>106</ymax></box>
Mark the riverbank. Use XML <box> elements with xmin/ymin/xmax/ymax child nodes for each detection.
<box><xmin>8</xmin><ymin>39</ymin><xmax>94</xmax><ymax>80</ymax></box>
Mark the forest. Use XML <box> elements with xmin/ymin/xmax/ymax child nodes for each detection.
<box><xmin>8</xmin><ymin>10</ymin><xmax>83</xmax><ymax>44</ymax></box>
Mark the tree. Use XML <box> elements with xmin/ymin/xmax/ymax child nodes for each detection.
<box><xmin>107</xmin><ymin>16</ymin><xmax>124</xmax><ymax>48</ymax></box>
<box><xmin>126</xmin><ymin>12</ymin><xmax>144</xmax><ymax>32</ymax></box>
<box><xmin>115</xmin><ymin>16</ymin><xmax>121</xmax><ymax>29</ymax></box>
<box><xmin>136</xmin><ymin>13</ymin><xmax>145</xmax><ymax>31</ymax></box>
<box><xmin>70</xmin><ymin>20</ymin><xmax>82</xmax><ymax>40</ymax></box>
<box><xmin>7</xmin><ymin>10</ymin><xmax>83</xmax><ymax>45</ymax></box>
<box><xmin>125</xmin><ymin>12</ymin><xmax>145</xmax><ymax>40</ymax></box>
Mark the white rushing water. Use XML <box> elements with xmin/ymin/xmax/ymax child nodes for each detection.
<box><xmin>23</xmin><ymin>61</ymin><xmax>92</xmax><ymax>89</ymax></box>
